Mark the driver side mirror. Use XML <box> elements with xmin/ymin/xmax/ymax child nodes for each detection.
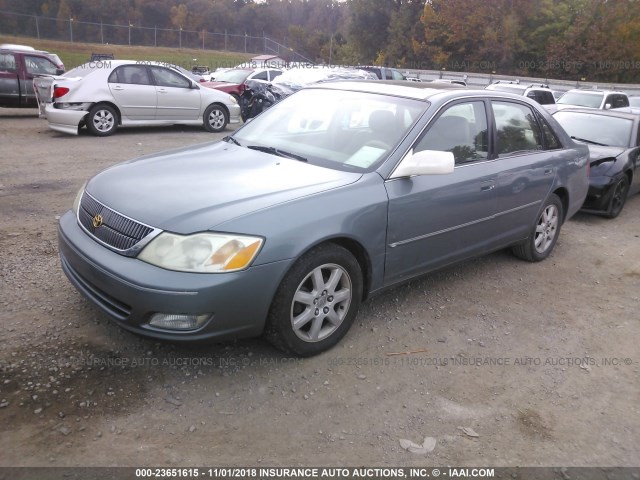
<box><xmin>604</xmin><ymin>103</ymin><xmax>612</xmax><ymax>110</ymax></box>
<box><xmin>390</xmin><ymin>149</ymin><xmax>455</xmax><ymax>178</ymax></box>
<box><xmin>190</xmin><ymin>80</ymin><xmax>199</xmax><ymax>89</ymax></box>
<box><xmin>55</xmin><ymin>68</ymin><xmax>65</xmax><ymax>75</ymax></box>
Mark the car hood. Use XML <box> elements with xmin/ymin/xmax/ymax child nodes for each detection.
<box><xmin>587</xmin><ymin>145</ymin><xmax>626</xmax><ymax>164</ymax></box>
<box><xmin>86</xmin><ymin>141</ymin><xmax>362</xmax><ymax>233</ymax></box>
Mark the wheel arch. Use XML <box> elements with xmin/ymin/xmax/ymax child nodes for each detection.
<box><xmin>552</xmin><ymin>186</ymin><xmax>569</xmax><ymax>223</ymax></box>
<box><xmin>206</xmin><ymin>102</ymin><xmax>230</xmax><ymax>118</ymax></box>
<box><xmin>279</xmin><ymin>236</ymin><xmax>374</xmax><ymax>302</ymax></box>
<box><xmin>90</xmin><ymin>101</ymin><xmax>122</xmax><ymax>125</ymax></box>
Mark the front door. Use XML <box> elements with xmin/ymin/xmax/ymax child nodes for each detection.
<box><xmin>384</xmin><ymin>100</ymin><xmax>499</xmax><ymax>284</ymax></box>
<box><xmin>148</xmin><ymin>66</ymin><xmax>201</xmax><ymax>120</ymax></box>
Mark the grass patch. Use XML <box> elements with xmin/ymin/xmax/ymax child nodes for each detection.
<box><xmin>0</xmin><ymin>34</ymin><xmax>253</xmax><ymax>71</ymax></box>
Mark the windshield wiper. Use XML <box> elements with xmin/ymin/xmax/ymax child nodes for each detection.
<box><xmin>247</xmin><ymin>145</ymin><xmax>308</xmax><ymax>162</ymax></box>
<box><xmin>571</xmin><ymin>136</ymin><xmax>608</xmax><ymax>147</ymax></box>
<box><xmin>223</xmin><ymin>136</ymin><xmax>241</xmax><ymax>147</ymax></box>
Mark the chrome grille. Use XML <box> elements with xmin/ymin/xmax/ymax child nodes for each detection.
<box><xmin>78</xmin><ymin>192</ymin><xmax>154</xmax><ymax>252</ymax></box>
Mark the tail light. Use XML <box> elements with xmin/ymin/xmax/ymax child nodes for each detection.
<box><xmin>53</xmin><ymin>86</ymin><xmax>69</xmax><ymax>98</ymax></box>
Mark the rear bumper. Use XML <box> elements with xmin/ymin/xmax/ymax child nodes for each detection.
<box><xmin>58</xmin><ymin>210</ymin><xmax>290</xmax><ymax>342</ymax></box>
<box><xmin>45</xmin><ymin>104</ymin><xmax>87</xmax><ymax>135</ymax></box>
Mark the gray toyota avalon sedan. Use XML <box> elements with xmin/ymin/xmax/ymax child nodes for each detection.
<box><xmin>58</xmin><ymin>81</ymin><xmax>589</xmax><ymax>356</ymax></box>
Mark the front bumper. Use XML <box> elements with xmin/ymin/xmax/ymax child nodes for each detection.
<box><xmin>58</xmin><ymin>211</ymin><xmax>290</xmax><ymax>342</ymax></box>
<box><xmin>45</xmin><ymin>104</ymin><xmax>88</xmax><ymax>135</ymax></box>
<box><xmin>228</xmin><ymin>103</ymin><xmax>241</xmax><ymax>125</ymax></box>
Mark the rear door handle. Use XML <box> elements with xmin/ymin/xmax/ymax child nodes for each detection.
<box><xmin>158</xmin><ymin>88</ymin><xmax>168</xmax><ymax>94</ymax></box>
<box><xmin>543</xmin><ymin>165</ymin><xmax>554</xmax><ymax>175</ymax></box>
<box><xmin>112</xmin><ymin>86</ymin><xmax>124</xmax><ymax>91</ymax></box>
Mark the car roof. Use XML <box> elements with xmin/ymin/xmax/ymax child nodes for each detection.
<box><xmin>310</xmin><ymin>80</ymin><xmax>532</xmax><ymax>103</ymax></box>
<box><xmin>564</xmin><ymin>88</ymin><xmax>627</xmax><ymax>95</ymax></box>
<box><xmin>552</xmin><ymin>107</ymin><xmax>640</xmax><ymax>120</ymax></box>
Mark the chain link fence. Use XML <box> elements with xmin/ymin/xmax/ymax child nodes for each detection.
<box><xmin>0</xmin><ymin>10</ymin><xmax>312</xmax><ymax>62</ymax></box>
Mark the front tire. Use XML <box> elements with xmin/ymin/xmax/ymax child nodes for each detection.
<box><xmin>264</xmin><ymin>244</ymin><xmax>363</xmax><ymax>357</ymax></box>
<box><xmin>86</xmin><ymin>104</ymin><xmax>118</xmax><ymax>136</ymax></box>
<box><xmin>512</xmin><ymin>193</ymin><xmax>563</xmax><ymax>262</ymax></box>
<box><xmin>203</xmin><ymin>104</ymin><xmax>228</xmax><ymax>132</ymax></box>
<box><xmin>604</xmin><ymin>175</ymin><xmax>629</xmax><ymax>219</ymax></box>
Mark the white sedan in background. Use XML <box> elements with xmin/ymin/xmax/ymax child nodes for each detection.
<box><xmin>34</xmin><ymin>60</ymin><xmax>240</xmax><ymax>136</ymax></box>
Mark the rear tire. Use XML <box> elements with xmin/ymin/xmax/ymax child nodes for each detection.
<box><xmin>86</xmin><ymin>104</ymin><xmax>118</xmax><ymax>136</ymax></box>
<box><xmin>264</xmin><ymin>244</ymin><xmax>363</xmax><ymax>357</ymax></box>
<box><xmin>512</xmin><ymin>193</ymin><xmax>563</xmax><ymax>262</ymax></box>
<box><xmin>604</xmin><ymin>175</ymin><xmax>629</xmax><ymax>219</ymax></box>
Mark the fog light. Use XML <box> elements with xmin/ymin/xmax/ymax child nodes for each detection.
<box><xmin>148</xmin><ymin>313</ymin><xmax>211</xmax><ymax>331</ymax></box>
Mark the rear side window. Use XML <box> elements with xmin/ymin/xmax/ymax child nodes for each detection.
<box><xmin>610</xmin><ymin>95</ymin><xmax>629</xmax><ymax>109</ymax></box>
<box><xmin>492</xmin><ymin>101</ymin><xmax>543</xmax><ymax>156</ymax></box>
<box><xmin>0</xmin><ymin>53</ymin><xmax>17</xmax><ymax>72</ymax></box>
<box><xmin>415</xmin><ymin>101</ymin><xmax>489</xmax><ymax>164</ymax></box>
<box><xmin>109</xmin><ymin>65</ymin><xmax>151</xmax><ymax>85</ymax></box>
<box><xmin>391</xmin><ymin>70</ymin><xmax>405</xmax><ymax>80</ymax></box>
<box><xmin>538</xmin><ymin>116</ymin><xmax>562</xmax><ymax>150</ymax></box>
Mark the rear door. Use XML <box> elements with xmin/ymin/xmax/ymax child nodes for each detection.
<box><xmin>0</xmin><ymin>52</ymin><xmax>19</xmax><ymax>107</ymax></box>
<box><xmin>108</xmin><ymin>65</ymin><xmax>157</xmax><ymax>120</ymax></box>
<box><xmin>490</xmin><ymin>100</ymin><xmax>558</xmax><ymax>241</ymax></box>
<box><xmin>148</xmin><ymin>66</ymin><xmax>201</xmax><ymax>120</ymax></box>
<box><xmin>384</xmin><ymin>100</ymin><xmax>499</xmax><ymax>284</ymax></box>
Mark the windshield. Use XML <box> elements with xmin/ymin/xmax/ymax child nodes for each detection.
<box><xmin>232</xmin><ymin>88</ymin><xmax>425</xmax><ymax>172</ymax></box>
<box><xmin>214</xmin><ymin>69</ymin><xmax>252</xmax><ymax>83</ymax></box>
<box><xmin>557</xmin><ymin>91</ymin><xmax>603</xmax><ymax>108</ymax></box>
<box><xmin>553</xmin><ymin>111</ymin><xmax>633</xmax><ymax>147</ymax></box>
<box><xmin>273</xmin><ymin>68</ymin><xmax>376</xmax><ymax>90</ymax></box>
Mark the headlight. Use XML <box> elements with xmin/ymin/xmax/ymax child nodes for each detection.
<box><xmin>138</xmin><ymin>232</ymin><xmax>263</xmax><ymax>273</ymax></box>
<box><xmin>72</xmin><ymin>183</ymin><xmax>86</xmax><ymax>215</ymax></box>
<box><xmin>228</xmin><ymin>94</ymin><xmax>238</xmax><ymax>104</ymax></box>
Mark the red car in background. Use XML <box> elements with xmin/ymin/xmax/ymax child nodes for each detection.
<box><xmin>201</xmin><ymin>68</ymin><xmax>283</xmax><ymax>100</ymax></box>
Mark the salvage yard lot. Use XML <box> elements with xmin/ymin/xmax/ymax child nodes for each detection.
<box><xmin>1</xmin><ymin>108</ymin><xmax>639</xmax><ymax>466</ymax></box>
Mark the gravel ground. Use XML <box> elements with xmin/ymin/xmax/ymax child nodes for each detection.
<box><xmin>1</xmin><ymin>108</ymin><xmax>639</xmax><ymax>467</ymax></box>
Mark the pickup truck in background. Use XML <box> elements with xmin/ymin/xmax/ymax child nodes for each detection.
<box><xmin>0</xmin><ymin>44</ymin><xmax>65</xmax><ymax>108</ymax></box>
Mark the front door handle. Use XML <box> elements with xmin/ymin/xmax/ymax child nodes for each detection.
<box><xmin>480</xmin><ymin>181</ymin><xmax>495</xmax><ymax>191</ymax></box>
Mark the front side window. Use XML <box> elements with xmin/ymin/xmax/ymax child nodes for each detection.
<box><xmin>415</xmin><ymin>101</ymin><xmax>489</xmax><ymax>164</ymax></box>
<box><xmin>24</xmin><ymin>55</ymin><xmax>57</xmax><ymax>75</ymax></box>
<box><xmin>251</xmin><ymin>70</ymin><xmax>268</xmax><ymax>81</ymax></box>
<box><xmin>492</xmin><ymin>101</ymin><xmax>543</xmax><ymax>156</ymax></box>
<box><xmin>149</xmin><ymin>67</ymin><xmax>190</xmax><ymax>88</ymax></box>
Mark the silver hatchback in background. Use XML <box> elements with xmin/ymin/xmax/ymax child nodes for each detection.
<box><xmin>58</xmin><ymin>82</ymin><xmax>589</xmax><ymax>356</ymax></box>
<box><xmin>34</xmin><ymin>60</ymin><xmax>240</xmax><ymax>136</ymax></box>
